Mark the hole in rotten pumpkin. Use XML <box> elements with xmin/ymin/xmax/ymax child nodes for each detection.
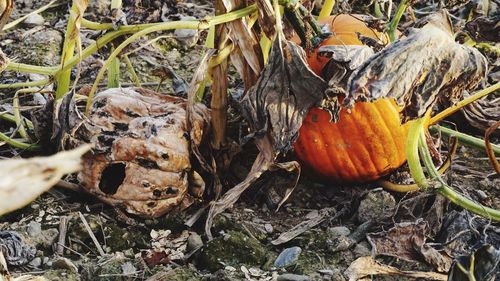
<box><xmin>99</xmin><ymin>163</ymin><xmax>126</xmax><ymax>195</ymax></box>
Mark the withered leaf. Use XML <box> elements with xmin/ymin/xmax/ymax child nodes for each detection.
<box><xmin>367</xmin><ymin>220</ymin><xmax>452</xmax><ymax>272</ymax></box>
<box><xmin>447</xmin><ymin>244</ymin><xmax>499</xmax><ymax>281</ymax></box>
<box><xmin>346</xmin><ymin>12</ymin><xmax>487</xmax><ymax>120</ymax></box>
<box><xmin>0</xmin><ymin>0</ymin><xmax>12</xmax><ymax>32</ymax></box>
<box><xmin>345</xmin><ymin>256</ymin><xmax>447</xmax><ymax>281</ymax></box>
<box><xmin>465</xmin><ymin>15</ymin><xmax>500</xmax><ymax>43</ymax></box>
<box><xmin>240</xmin><ymin>37</ymin><xmax>327</xmax><ymax>153</ymax></box>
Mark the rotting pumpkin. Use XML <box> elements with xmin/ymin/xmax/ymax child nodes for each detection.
<box><xmin>293</xmin><ymin>15</ymin><xmax>411</xmax><ymax>183</ymax></box>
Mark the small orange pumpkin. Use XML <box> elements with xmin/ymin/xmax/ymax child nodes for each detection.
<box><xmin>293</xmin><ymin>15</ymin><xmax>410</xmax><ymax>183</ymax></box>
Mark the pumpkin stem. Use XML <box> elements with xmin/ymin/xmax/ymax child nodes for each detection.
<box><xmin>387</xmin><ymin>0</ymin><xmax>407</xmax><ymax>42</ymax></box>
<box><xmin>408</xmin><ymin>117</ymin><xmax>500</xmax><ymax>221</ymax></box>
<box><xmin>379</xmin><ymin>134</ymin><xmax>458</xmax><ymax>193</ymax></box>
<box><xmin>430</xmin><ymin>82</ymin><xmax>500</xmax><ymax>125</ymax></box>
<box><xmin>429</xmin><ymin>125</ymin><xmax>500</xmax><ymax>155</ymax></box>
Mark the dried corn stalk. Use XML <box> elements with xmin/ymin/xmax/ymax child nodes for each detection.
<box><xmin>0</xmin><ymin>145</ymin><xmax>89</xmax><ymax>216</ymax></box>
<box><xmin>59</xmin><ymin>88</ymin><xmax>210</xmax><ymax>217</ymax></box>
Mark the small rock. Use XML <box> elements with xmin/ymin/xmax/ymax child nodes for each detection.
<box><xmin>26</xmin><ymin>221</ymin><xmax>42</xmax><ymax>237</ymax></box>
<box><xmin>121</xmin><ymin>262</ymin><xmax>136</xmax><ymax>275</ymax></box>
<box><xmin>187</xmin><ymin>232</ymin><xmax>203</xmax><ymax>252</ymax></box>
<box><xmin>23</xmin><ymin>13</ymin><xmax>45</xmax><ymax>26</ymax></box>
<box><xmin>318</xmin><ymin>269</ymin><xmax>333</xmax><ymax>276</ymax></box>
<box><xmin>353</xmin><ymin>241</ymin><xmax>371</xmax><ymax>257</ymax></box>
<box><xmin>42</xmin><ymin>257</ymin><xmax>50</xmax><ymax>265</ymax></box>
<box><xmin>264</xmin><ymin>223</ymin><xmax>273</xmax><ymax>234</ymax></box>
<box><xmin>357</xmin><ymin>190</ymin><xmax>396</xmax><ymax>223</ymax></box>
<box><xmin>475</xmin><ymin>189</ymin><xmax>488</xmax><ymax>200</ymax></box>
<box><xmin>327</xmin><ymin>226</ymin><xmax>350</xmax><ymax>237</ymax></box>
<box><xmin>174</xmin><ymin>16</ymin><xmax>199</xmax><ymax>47</ymax></box>
<box><xmin>52</xmin><ymin>257</ymin><xmax>78</xmax><ymax>273</ymax></box>
<box><xmin>277</xmin><ymin>273</ymin><xmax>310</xmax><ymax>281</ymax></box>
<box><xmin>29</xmin><ymin>257</ymin><xmax>42</xmax><ymax>267</ymax></box>
<box><xmin>274</xmin><ymin>246</ymin><xmax>302</xmax><ymax>268</ymax></box>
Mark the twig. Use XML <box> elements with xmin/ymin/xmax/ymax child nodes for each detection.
<box><xmin>78</xmin><ymin>211</ymin><xmax>106</xmax><ymax>256</ymax></box>
<box><xmin>56</xmin><ymin>216</ymin><xmax>71</xmax><ymax>256</ymax></box>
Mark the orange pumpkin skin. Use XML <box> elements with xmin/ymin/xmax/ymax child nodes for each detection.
<box><xmin>304</xmin><ymin>15</ymin><xmax>389</xmax><ymax>75</ymax></box>
<box><xmin>294</xmin><ymin>100</ymin><xmax>410</xmax><ymax>183</ymax></box>
<box><xmin>294</xmin><ymin>15</ymin><xmax>407</xmax><ymax>183</ymax></box>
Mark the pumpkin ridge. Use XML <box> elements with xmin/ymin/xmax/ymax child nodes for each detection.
<box><xmin>314</xmin><ymin>113</ymin><xmax>354</xmax><ymax>180</ymax></box>
<box><xmin>371</xmin><ymin>100</ymin><xmax>403</xmax><ymax>164</ymax></box>
<box><xmin>300</xmin><ymin>116</ymin><xmax>341</xmax><ymax>179</ymax></box>
<box><xmin>327</xmin><ymin>111</ymin><xmax>362</xmax><ymax>180</ymax></box>
<box><xmin>350</xmin><ymin>103</ymin><xmax>392</xmax><ymax>175</ymax></box>
<box><xmin>308</xmin><ymin>111</ymin><xmax>347</xmax><ymax>180</ymax></box>
<box><xmin>335</xmin><ymin>107</ymin><xmax>379</xmax><ymax>180</ymax></box>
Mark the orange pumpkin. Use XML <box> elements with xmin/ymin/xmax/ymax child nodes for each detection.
<box><xmin>293</xmin><ymin>15</ymin><xmax>410</xmax><ymax>183</ymax></box>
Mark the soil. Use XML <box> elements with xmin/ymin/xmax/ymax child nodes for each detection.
<box><xmin>0</xmin><ymin>1</ymin><xmax>499</xmax><ymax>281</ymax></box>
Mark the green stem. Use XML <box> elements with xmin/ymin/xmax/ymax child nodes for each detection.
<box><xmin>123</xmin><ymin>55</ymin><xmax>141</xmax><ymax>87</ymax></box>
<box><xmin>418</xmin><ymin>126</ymin><xmax>500</xmax><ymax>221</ymax></box>
<box><xmin>85</xmin><ymin>4</ymin><xmax>257</xmax><ymax>113</ymax></box>
<box><xmin>0</xmin><ymin>131</ymin><xmax>40</xmax><ymax>150</ymax></box>
<box><xmin>430</xmin><ymin>82</ymin><xmax>500</xmax><ymax>125</ymax></box>
<box><xmin>55</xmin><ymin>0</ymin><xmax>88</xmax><ymax>99</ymax></box>
<box><xmin>374</xmin><ymin>1</ymin><xmax>383</xmax><ymax>19</ymax></box>
<box><xmin>13</xmin><ymin>91</ymin><xmax>29</xmax><ymax>139</ymax></box>
<box><xmin>429</xmin><ymin>125</ymin><xmax>500</xmax><ymax>155</ymax></box>
<box><xmin>0</xmin><ymin>112</ymin><xmax>34</xmax><ymax>128</ymax></box>
<box><xmin>388</xmin><ymin>0</ymin><xmax>407</xmax><ymax>42</ymax></box>
<box><xmin>107</xmin><ymin>47</ymin><xmax>120</xmax><ymax>88</ymax></box>
<box><xmin>0</xmin><ymin>78</ymin><xmax>52</xmax><ymax>89</ymax></box>
<box><xmin>407</xmin><ymin>118</ymin><xmax>428</xmax><ymax>189</ymax></box>
<box><xmin>318</xmin><ymin>0</ymin><xmax>335</xmax><ymax>20</ymax></box>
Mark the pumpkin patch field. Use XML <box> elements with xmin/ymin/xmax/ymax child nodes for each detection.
<box><xmin>0</xmin><ymin>0</ymin><xmax>499</xmax><ymax>280</ymax></box>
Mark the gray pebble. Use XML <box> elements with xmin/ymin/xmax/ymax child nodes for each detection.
<box><xmin>277</xmin><ymin>273</ymin><xmax>310</xmax><ymax>281</ymax></box>
<box><xmin>24</xmin><ymin>13</ymin><xmax>45</xmax><ymax>26</ymax></box>
<box><xmin>274</xmin><ymin>246</ymin><xmax>302</xmax><ymax>268</ymax></box>
<box><xmin>187</xmin><ymin>232</ymin><xmax>203</xmax><ymax>252</ymax></box>
<box><xmin>328</xmin><ymin>226</ymin><xmax>350</xmax><ymax>237</ymax></box>
<box><xmin>28</xmin><ymin>257</ymin><xmax>42</xmax><ymax>268</ymax></box>
<box><xmin>264</xmin><ymin>223</ymin><xmax>273</xmax><ymax>234</ymax></box>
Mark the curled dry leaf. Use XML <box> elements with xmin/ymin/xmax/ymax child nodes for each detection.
<box><xmin>346</xmin><ymin>12</ymin><xmax>487</xmax><ymax>120</ymax></box>
<box><xmin>205</xmin><ymin>35</ymin><xmax>325</xmax><ymax>238</ymax></box>
<box><xmin>0</xmin><ymin>231</ymin><xmax>35</xmax><ymax>266</ymax></box>
<box><xmin>447</xmin><ymin>244</ymin><xmax>499</xmax><ymax>281</ymax></box>
<box><xmin>345</xmin><ymin>256</ymin><xmax>447</xmax><ymax>281</ymax></box>
<box><xmin>0</xmin><ymin>145</ymin><xmax>89</xmax><ymax>216</ymax></box>
<box><xmin>464</xmin><ymin>15</ymin><xmax>500</xmax><ymax>43</ymax></box>
<box><xmin>367</xmin><ymin>220</ymin><xmax>452</xmax><ymax>272</ymax></box>
<box><xmin>240</xmin><ymin>38</ymin><xmax>327</xmax><ymax>153</ymax></box>
<box><xmin>59</xmin><ymin>88</ymin><xmax>210</xmax><ymax>217</ymax></box>
<box><xmin>461</xmin><ymin>91</ymin><xmax>500</xmax><ymax>136</ymax></box>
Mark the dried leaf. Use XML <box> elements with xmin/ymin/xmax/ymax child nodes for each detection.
<box><xmin>461</xmin><ymin>91</ymin><xmax>500</xmax><ymax>135</ymax></box>
<box><xmin>367</xmin><ymin>220</ymin><xmax>452</xmax><ymax>272</ymax></box>
<box><xmin>346</xmin><ymin>12</ymin><xmax>487</xmax><ymax>120</ymax></box>
<box><xmin>271</xmin><ymin>207</ymin><xmax>337</xmax><ymax>245</ymax></box>
<box><xmin>465</xmin><ymin>15</ymin><xmax>500</xmax><ymax>43</ymax></box>
<box><xmin>0</xmin><ymin>145</ymin><xmax>89</xmax><ymax>216</ymax></box>
<box><xmin>447</xmin><ymin>244</ymin><xmax>499</xmax><ymax>281</ymax></box>
<box><xmin>345</xmin><ymin>256</ymin><xmax>447</xmax><ymax>281</ymax></box>
<box><xmin>240</xmin><ymin>37</ymin><xmax>327</xmax><ymax>153</ymax></box>
<box><xmin>0</xmin><ymin>0</ymin><xmax>12</xmax><ymax>32</ymax></box>
<box><xmin>220</xmin><ymin>0</ymin><xmax>263</xmax><ymax>89</ymax></box>
<box><xmin>256</xmin><ymin>0</ymin><xmax>276</xmax><ymax>39</ymax></box>
<box><xmin>0</xmin><ymin>48</ymin><xmax>8</xmax><ymax>74</ymax></box>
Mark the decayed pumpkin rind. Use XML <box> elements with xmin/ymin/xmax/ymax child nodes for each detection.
<box><xmin>63</xmin><ymin>87</ymin><xmax>210</xmax><ymax>217</ymax></box>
